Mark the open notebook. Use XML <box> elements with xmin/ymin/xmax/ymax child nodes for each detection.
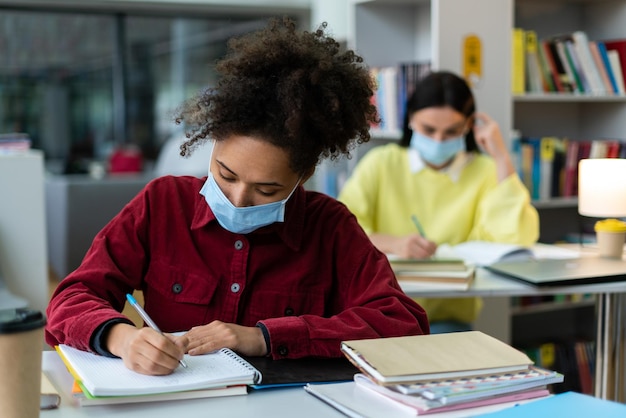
<box><xmin>56</xmin><ymin>344</ymin><xmax>260</xmax><ymax>397</ymax></box>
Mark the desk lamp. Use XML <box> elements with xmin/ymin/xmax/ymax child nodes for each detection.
<box><xmin>578</xmin><ymin>158</ymin><xmax>626</xmax><ymax>259</ymax></box>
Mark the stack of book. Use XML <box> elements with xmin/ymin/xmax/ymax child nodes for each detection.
<box><xmin>389</xmin><ymin>257</ymin><xmax>475</xmax><ymax>291</ymax></box>
<box><xmin>306</xmin><ymin>331</ymin><xmax>563</xmax><ymax>417</ymax></box>
<box><xmin>0</xmin><ymin>133</ymin><xmax>31</xmax><ymax>154</ymax></box>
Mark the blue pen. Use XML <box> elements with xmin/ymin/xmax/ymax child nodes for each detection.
<box><xmin>126</xmin><ymin>293</ymin><xmax>188</xmax><ymax>368</ymax></box>
<box><xmin>411</xmin><ymin>214</ymin><xmax>427</xmax><ymax>238</ymax></box>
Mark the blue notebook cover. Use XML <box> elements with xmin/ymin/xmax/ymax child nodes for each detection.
<box><xmin>478</xmin><ymin>391</ymin><xmax>626</xmax><ymax>417</ymax></box>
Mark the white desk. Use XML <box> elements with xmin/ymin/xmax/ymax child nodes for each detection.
<box><xmin>41</xmin><ymin>351</ymin><xmax>536</xmax><ymax>418</ymax></box>
<box><xmin>399</xmin><ymin>244</ymin><xmax>626</xmax><ymax>402</ymax></box>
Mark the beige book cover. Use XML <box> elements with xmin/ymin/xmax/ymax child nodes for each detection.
<box><xmin>341</xmin><ymin>331</ymin><xmax>532</xmax><ymax>385</ymax></box>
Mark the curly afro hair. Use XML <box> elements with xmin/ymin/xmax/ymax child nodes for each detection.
<box><xmin>176</xmin><ymin>16</ymin><xmax>379</xmax><ymax>176</ymax></box>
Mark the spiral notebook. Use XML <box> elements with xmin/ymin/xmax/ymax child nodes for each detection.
<box><xmin>56</xmin><ymin>344</ymin><xmax>260</xmax><ymax>397</ymax></box>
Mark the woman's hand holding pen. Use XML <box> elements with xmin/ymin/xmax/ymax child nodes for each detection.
<box><xmin>106</xmin><ymin>323</ymin><xmax>188</xmax><ymax>376</ymax></box>
<box><xmin>394</xmin><ymin>234</ymin><xmax>438</xmax><ymax>259</ymax></box>
<box><xmin>186</xmin><ymin>321</ymin><xmax>268</xmax><ymax>357</ymax></box>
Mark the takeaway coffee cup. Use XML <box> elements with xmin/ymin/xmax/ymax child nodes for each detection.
<box><xmin>0</xmin><ymin>308</ymin><xmax>47</xmax><ymax>418</ymax></box>
<box><xmin>595</xmin><ymin>219</ymin><xmax>626</xmax><ymax>259</ymax></box>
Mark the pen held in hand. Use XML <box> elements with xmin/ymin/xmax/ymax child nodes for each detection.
<box><xmin>411</xmin><ymin>214</ymin><xmax>427</xmax><ymax>239</ymax></box>
<box><xmin>125</xmin><ymin>293</ymin><xmax>188</xmax><ymax>369</ymax></box>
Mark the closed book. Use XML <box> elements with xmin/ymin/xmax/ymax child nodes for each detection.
<box><xmin>603</xmin><ymin>39</ymin><xmax>626</xmax><ymax>92</ymax></box>
<box><xmin>396</xmin><ymin>265</ymin><xmax>476</xmax><ymax>292</ymax></box>
<box><xmin>388</xmin><ymin>257</ymin><xmax>468</xmax><ymax>273</ymax></box>
<box><xmin>538</xmin><ymin>137</ymin><xmax>556</xmax><ymax>201</ymax></box>
<box><xmin>589</xmin><ymin>41</ymin><xmax>615</xmax><ymax>94</ymax></box>
<box><xmin>340</xmin><ymin>331</ymin><xmax>533</xmax><ymax>385</ymax></box>
<box><xmin>571</xmin><ymin>31</ymin><xmax>607</xmax><ymax>94</ymax></box>
<box><xmin>606</xmin><ymin>49</ymin><xmax>626</xmax><ymax>94</ymax></box>
<box><xmin>512</xmin><ymin>28</ymin><xmax>526</xmax><ymax>94</ymax></box>
<box><xmin>305</xmin><ymin>381</ymin><xmax>549</xmax><ymax>418</ymax></box>
<box><xmin>524</xmin><ymin>30</ymin><xmax>544</xmax><ymax>92</ymax></box>
<box><xmin>355</xmin><ymin>373</ymin><xmax>554</xmax><ymax>409</ymax></box>
<box><xmin>72</xmin><ymin>383</ymin><xmax>248</xmax><ymax>407</ymax></box>
<box><xmin>540</xmin><ymin>40</ymin><xmax>564</xmax><ymax>92</ymax></box>
<box><xmin>394</xmin><ymin>366</ymin><xmax>562</xmax><ymax>401</ymax></box>
<box><xmin>596</xmin><ymin>41</ymin><xmax>620</xmax><ymax>93</ymax></box>
<box><xmin>354</xmin><ymin>375</ymin><xmax>549</xmax><ymax>416</ymax></box>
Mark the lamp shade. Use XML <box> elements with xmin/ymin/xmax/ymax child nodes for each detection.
<box><xmin>578</xmin><ymin>158</ymin><xmax>626</xmax><ymax>217</ymax></box>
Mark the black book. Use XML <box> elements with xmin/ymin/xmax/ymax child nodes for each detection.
<box><xmin>239</xmin><ymin>355</ymin><xmax>358</xmax><ymax>389</ymax></box>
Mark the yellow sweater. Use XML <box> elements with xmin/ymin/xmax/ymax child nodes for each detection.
<box><xmin>338</xmin><ymin>144</ymin><xmax>539</xmax><ymax>322</ymax></box>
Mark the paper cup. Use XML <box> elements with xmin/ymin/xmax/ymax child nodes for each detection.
<box><xmin>0</xmin><ymin>309</ymin><xmax>47</xmax><ymax>418</ymax></box>
<box><xmin>595</xmin><ymin>219</ymin><xmax>626</xmax><ymax>259</ymax></box>
<box><xmin>596</xmin><ymin>231</ymin><xmax>626</xmax><ymax>259</ymax></box>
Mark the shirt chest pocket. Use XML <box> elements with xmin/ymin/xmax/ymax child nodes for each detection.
<box><xmin>142</xmin><ymin>261</ymin><xmax>220</xmax><ymax>331</ymax></box>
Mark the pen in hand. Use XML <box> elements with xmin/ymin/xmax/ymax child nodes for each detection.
<box><xmin>411</xmin><ymin>214</ymin><xmax>427</xmax><ymax>239</ymax></box>
<box><xmin>125</xmin><ymin>293</ymin><xmax>188</xmax><ymax>369</ymax></box>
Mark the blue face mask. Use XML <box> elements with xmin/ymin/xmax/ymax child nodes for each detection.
<box><xmin>200</xmin><ymin>172</ymin><xmax>300</xmax><ymax>234</ymax></box>
<box><xmin>410</xmin><ymin>131</ymin><xmax>465</xmax><ymax>166</ymax></box>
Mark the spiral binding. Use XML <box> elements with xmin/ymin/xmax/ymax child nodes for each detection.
<box><xmin>219</xmin><ymin>348</ymin><xmax>262</xmax><ymax>384</ymax></box>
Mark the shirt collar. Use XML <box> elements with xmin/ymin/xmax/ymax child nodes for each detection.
<box><xmin>407</xmin><ymin>148</ymin><xmax>473</xmax><ymax>182</ymax></box>
<box><xmin>191</xmin><ymin>179</ymin><xmax>303</xmax><ymax>251</ymax></box>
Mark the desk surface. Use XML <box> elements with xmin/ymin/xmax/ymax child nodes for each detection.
<box><xmin>42</xmin><ymin>351</ymin><xmax>532</xmax><ymax>418</ymax></box>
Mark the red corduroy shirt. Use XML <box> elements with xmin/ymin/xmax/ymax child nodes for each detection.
<box><xmin>45</xmin><ymin>175</ymin><xmax>429</xmax><ymax>359</ymax></box>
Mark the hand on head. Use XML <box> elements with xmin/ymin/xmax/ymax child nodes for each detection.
<box><xmin>472</xmin><ymin>112</ymin><xmax>508</xmax><ymax>160</ymax></box>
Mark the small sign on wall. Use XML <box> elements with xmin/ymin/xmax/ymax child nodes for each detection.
<box><xmin>463</xmin><ymin>34</ymin><xmax>482</xmax><ymax>88</ymax></box>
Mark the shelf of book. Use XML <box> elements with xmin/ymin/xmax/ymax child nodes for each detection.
<box><xmin>514</xmin><ymin>93</ymin><xmax>626</xmax><ymax>102</ymax></box>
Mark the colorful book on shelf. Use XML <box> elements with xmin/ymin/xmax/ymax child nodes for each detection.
<box><xmin>596</xmin><ymin>41</ymin><xmax>621</xmax><ymax>94</ymax></box>
<box><xmin>524</xmin><ymin>30</ymin><xmax>545</xmax><ymax>93</ymax></box>
<box><xmin>589</xmin><ymin>41</ymin><xmax>616</xmax><ymax>94</ymax></box>
<box><xmin>572</xmin><ymin>31</ymin><xmax>607</xmax><ymax>94</ymax></box>
<box><xmin>607</xmin><ymin>49</ymin><xmax>626</xmax><ymax>94</ymax></box>
<box><xmin>479</xmin><ymin>391</ymin><xmax>626</xmax><ymax>418</ymax></box>
<box><xmin>540</xmin><ymin>39</ymin><xmax>565</xmax><ymax>92</ymax></box>
<box><xmin>512</xmin><ymin>28</ymin><xmax>526</xmax><ymax>94</ymax></box>
<box><xmin>340</xmin><ymin>331</ymin><xmax>534</xmax><ymax>386</ymax></box>
<box><xmin>56</xmin><ymin>344</ymin><xmax>260</xmax><ymax>398</ymax></box>
<box><xmin>553</xmin><ymin>37</ymin><xmax>580</xmax><ymax>93</ymax></box>
<box><xmin>603</xmin><ymin>39</ymin><xmax>626</xmax><ymax>91</ymax></box>
<box><xmin>563</xmin><ymin>38</ymin><xmax>588</xmax><ymax>93</ymax></box>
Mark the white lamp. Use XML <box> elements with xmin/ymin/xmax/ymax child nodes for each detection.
<box><xmin>578</xmin><ymin>158</ymin><xmax>626</xmax><ymax>258</ymax></box>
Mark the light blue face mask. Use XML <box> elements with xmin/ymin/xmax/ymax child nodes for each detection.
<box><xmin>410</xmin><ymin>131</ymin><xmax>465</xmax><ymax>166</ymax></box>
<box><xmin>200</xmin><ymin>172</ymin><xmax>300</xmax><ymax>234</ymax></box>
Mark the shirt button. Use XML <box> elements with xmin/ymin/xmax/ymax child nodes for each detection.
<box><xmin>230</xmin><ymin>283</ymin><xmax>241</xmax><ymax>293</ymax></box>
<box><xmin>234</xmin><ymin>240</ymin><xmax>244</xmax><ymax>250</ymax></box>
<box><xmin>278</xmin><ymin>345</ymin><xmax>288</xmax><ymax>357</ymax></box>
<box><xmin>284</xmin><ymin>307</ymin><xmax>294</xmax><ymax>316</ymax></box>
<box><xmin>172</xmin><ymin>283</ymin><xmax>183</xmax><ymax>294</ymax></box>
